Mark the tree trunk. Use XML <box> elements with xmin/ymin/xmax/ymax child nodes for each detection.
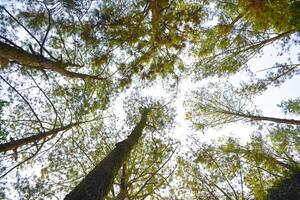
<box><xmin>0</xmin><ymin>41</ymin><xmax>104</xmax><ymax>80</ymax></box>
<box><xmin>243</xmin><ymin>29</ymin><xmax>296</xmax><ymax>52</ymax></box>
<box><xmin>222</xmin><ymin>111</ymin><xmax>300</xmax><ymax>125</ymax></box>
<box><xmin>247</xmin><ymin>115</ymin><xmax>300</xmax><ymax>125</ymax></box>
<box><xmin>0</xmin><ymin>122</ymin><xmax>81</xmax><ymax>153</ymax></box>
<box><xmin>117</xmin><ymin>164</ymin><xmax>129</xmax><ymax>200</ymax></box>
<box><xmin>64</xmin><ymin>111</ymin><xmax>149</xmax><ymax>200</ymax></box>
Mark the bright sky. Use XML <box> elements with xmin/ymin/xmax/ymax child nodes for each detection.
<box><xmin>109</xmin><ymin>36</ymin><xmax>300</xmax><ymax>147</ymax></box>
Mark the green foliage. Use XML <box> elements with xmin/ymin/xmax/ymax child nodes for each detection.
<box><xmin>123</xmin><ymin>91</ymin><xmax>176</xmax><ymax>132</ymax></box>
<box><xmin>17</xmin><ymin>11</ymin><xmax>48</xmax><ymax>30</ymax></box>
<box><xmin>185</xmin><ymin>83</ymin><xmax>257</xmax><ymax>129</ymax></box>
<box><xmin>179</xmin><ymin>127</ymin><xmax>300</xmax><ymax>199</ymax></box>
<box><xmin>279</xmin><ymin>98</ymin><xmax>300</xmax><ymax>115</ymax></box>
<box><xmin>7</xmin><ymin>0</ymin><xmax>204</xmax><ymax>86</ymax></box>
<box><xmin>290</xmin><ymin>1</ymin><xmax>300</xmax><ymax>31</ymax></box>
<box><xmin>193</xmin><ymin>0</ymin><xmax>297</xmax><ymax>81</ymax></box>
<box><xmin>1</xmin><ymin>0</ymin><xmax>300</xmax><ymax>199</ymax></box>
<box><xmin>238</xmin><ymin>0</ymin><xmax>291</xmax><ymax>32</ymax></box>
<box><xmin>110</xmin><ymin>137</ymin><xmax>178</xmax><ymax>199</ymax></box>
<box><xmin>242</xmin><ymin>63</ymin><xmax>300</xmax><ymax>94</ymax></box>
<box><xmin>269</xmin><ymin>126</ymin><xmax>300</xmax><ymax>156</ymax></box>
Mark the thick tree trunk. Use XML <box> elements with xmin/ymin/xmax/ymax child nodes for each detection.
<box><xmin>0</xmin><ymin>122</ymin><xmax>81</xmax><ymax>153</ymax></box>
<box><xmin>64</xmin><ymin>111</ymin><xmax>149</xmax><ymax>200</ymax></box>
<box><xmin>268</xmin><ymin>171</ymin><xmax>300</xmax><ymax>200</ymax></box>
<box><xmin>0</xmin><ymin>41</ymin><xmax>104</xmax><ymax>80</ymax></box>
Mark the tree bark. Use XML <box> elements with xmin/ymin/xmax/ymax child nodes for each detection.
<box><xmin>117</xmin><ymin>164</ymin><xmax>129</xmax><ymax>200</ymax></box>
<box><xmin>0</xmin><ymin>41</ymin><xmax>104</xmax><ymax>80</ymax></box>
<box><xmin>64</xmin><ymin>111</ymin><xmax>149</xmax><ymax>200</ymax></box>
<box><xmin>0</xmin><ymin>122</ymin><xmax>81</xmax><ymax>153</ymax></box>
<box><xmin>221</xmin><ymin>110</ymin><xmax>300</xmax><ymax>125</ymax></box>
<box><xmin>248</xmin><ymin>115</ymin><xmax>300</xmax><ymax>125</ymax></box>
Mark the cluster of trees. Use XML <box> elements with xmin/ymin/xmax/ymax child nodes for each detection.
<box><xmin>0</xmin><ymin>0</ymin><xmax>299</xmax><ymax>199</ymax></box>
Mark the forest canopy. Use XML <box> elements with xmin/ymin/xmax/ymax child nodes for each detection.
<box><xmin>0</xmin><ymin>0</ymin><xmax>300</xmax><ymax>199</ymax></box>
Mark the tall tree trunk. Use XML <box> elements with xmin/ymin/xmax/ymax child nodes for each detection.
<box><xmin>243</xmin><ymin>29</ymin><xmax>296</xmax><ymax>52</ymax></box>
<box><xmin>0</xmin><ymin>122</ymin><xmax>81</xmax><ymax>153</ymax></box>
<box><xmin>221</xmin><ymin>111</ymin><xmax>300</xmax><ymax>125</ymax></box>
<box><xmin>248</xmin><ymin>114</ymin><xmax>300</xmax><ymax>125</ymax></box>
<box><xmin>64</xmin><ymin>111</ymin><xmax>149</xmax><ymax>200</ymax></box>
<box><xmin>117</xmin><ymin>164</ymin><xmax>129</xmax><ymax>200</ymax></box>
<box><xmin>0</xmin><ymin>41</ymin><xmax>104</xmax><ymax>80</ymax></box>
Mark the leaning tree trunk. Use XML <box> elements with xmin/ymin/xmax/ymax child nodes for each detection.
<box><xmin>64</xmin><ymin>111</ymin><xmax>149</xmax><ymax>200</ymax></box>
<box><xmin>247</xmin><ymin>115</ymin><xmax>300</xmax><ymax>126</ymax></box>
<box><xmin>0</xmin><ymin>122</ymin><xmax>81</xmax><ymax>153</ymax></box>
<box><xmin>222</xmin><ymin>111</ymin><xmax>300</xmax><ymax>126</ymax></box>
<box><xmin>0</xmin><ymin>41</ymin><xmax>104</xmax><ymax>80</ymax></box>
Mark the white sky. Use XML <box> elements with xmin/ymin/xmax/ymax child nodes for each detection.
<box><xmin>110</xmin><ymin>38</ymin><xmax>300</xmax><ymax>146</ymax></box>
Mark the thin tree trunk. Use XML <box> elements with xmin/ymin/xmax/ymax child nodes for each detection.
<box><xmin>0</xmin><ymin>41</ymin><xmax>104</xmax><ymax>80</ymax></box>
<box><xmin>64</xmin><ymin>111</ymin><xmax>149</xmax><ymax>200</ymax></box>
<box><xmin>0</xmin><ymin>122</ymin><xmax>81</xmax><ymax>153</ymax></box>
<box><xmin>242</xmin><ymin>29</ymin><xmax>296</xmax><ymax>53</ymax></box>
<box><xmin>246</xmin><ymin>114</ymin><xmax>300</xmax><ymax>125</ymax></box>
<box><xmin>117</xmin><ymin>164</ymin><xmax>128</xmax><ymax>200</ymax></box>
<box><xmin>247</xmin><ymin>115</ymin><xmax>300</xmax><ymax>125</ymax></box>
<box><xmin>222</xmin><ymin>110</ymin><xmax>300</xmax><ymax>125</ymax></box>
<box><xmin>210</xmin><ymin>29</ymin><xmax>296</xmax><ymax>60</ymax></box>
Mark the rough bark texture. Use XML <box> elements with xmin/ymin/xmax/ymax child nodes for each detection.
<box><xmin>0</xmin><ymin>41</ymin><xmax>103</xmax><ymax>80</ymax></box>
<box><xmin>64</xmin><ymin>111</ymin><xmax>149</xmax><ymax>200</ymax></box>
<box><xmin>0</xmin><ymin>122</ymin><xmax>80</xmax><ymax>153</ymax></box>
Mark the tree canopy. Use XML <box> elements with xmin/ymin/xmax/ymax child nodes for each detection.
<box><xmin>0</xmin><ymin>0</ymin><xmax>300</xmax><ymax>199</ymax></box>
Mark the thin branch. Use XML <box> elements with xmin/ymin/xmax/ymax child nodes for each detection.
<box><xmin>0</xmin><ymin>140</ymin><xmax>46</xmax><ymax>179</ymax></box>
<box><xmin>27</xmin><ymin>71</ymin><xmax>60</xmax><ymax>128</ymax></box>
<box><xmin>132</xmin><ymin>145</ymin><xmax>178</xmax><ymax>198</ymax></box>
<box><xmin>187</xmin><ymin>170</ymin><xmax>233</xmax><ymax>200</ymax></box>
<box><xmin>71</xmin><ymin>136</ymin><xmax>96</xmax><ymax>167</ymax></box>
<box><xmin>207</xmin><ymin>152</ymin><xmax>239</xmax><ymax>200</ymax></box>
<box><xmin>0</xmin><ymin>6</ymin><xmax>56</xmax><ymax>60</ymax></box>
<box><xmin>0</xmin><ymin>75</ymin><xmax>45</xmax><ymax>132</ymax></box>
<box><xmin>0</xmin><ymin>121</ymin><xmax>82</xmax><ymax>153</ymax></box>
<box><xmin>0</xmin><ymin>36</ymin><xmax>23</xmax><ymax>50</ymax></box>
<box><xmin>40</xmin><ymin>2</ymin><xmax>52</xmax><ymax>56</ymax></box>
